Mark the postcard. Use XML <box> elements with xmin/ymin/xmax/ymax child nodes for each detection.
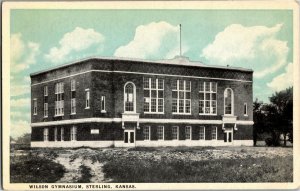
<box><xmin>2</xmin><ymin>1</ymin><xmax>299</xmax><ymax>190</ymax></box>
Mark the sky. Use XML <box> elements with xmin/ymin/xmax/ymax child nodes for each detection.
<box><xmin>10</xmin><ymin>9</ymin><xmax>293</xmax><ymax>138</ymax></box>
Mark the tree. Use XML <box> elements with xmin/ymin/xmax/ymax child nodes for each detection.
<box><xmin>269</xmin><ymin>87</ymin><xmax>293</xmax><ymax>146</ymax></box>
<box><xmin>253</xmin><ymin>87</ymin><xmax>293</xmax><ymax>146</ymax></box>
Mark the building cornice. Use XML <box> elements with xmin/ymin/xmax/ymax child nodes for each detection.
<box><xmin>31</xmin><ymin>69</ymin><xmax>252</xmax><ymax>86</ymax></box>
<box><xmin>31</xmin><ymin>117</ymin><xmax>254</xmax><ymax>127</ymax></box>
<box><xmin>30</xmin><ymin>56</ymin><xmax>253</xmax><ymax>77</ymax></box>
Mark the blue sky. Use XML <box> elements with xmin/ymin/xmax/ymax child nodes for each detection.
<box><xmin>10</xmin><ymin>9</ymin><xmax>293</xmax><ymax>138</ymax></box>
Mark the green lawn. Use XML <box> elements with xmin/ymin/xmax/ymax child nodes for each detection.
<box><xmin>102</xmin><ymin>156</ymin><xmax>293</xmax><ymax>182</ymax></box>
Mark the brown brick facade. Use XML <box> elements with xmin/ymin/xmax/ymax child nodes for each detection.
<box><xmin>30</xmin><ymin>57</ymin><xmax>253</xmax><ymax>147</ymax></box>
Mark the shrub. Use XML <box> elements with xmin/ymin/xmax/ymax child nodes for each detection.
<box><xmin>77</xmin><ymin>165</ymin><xmax>92</xmax><ymax>183</ymax></box>
<box><xmin>10</xmin><ymin>156</ymin><xmax>65</xmax><ymax>183</ymax></box>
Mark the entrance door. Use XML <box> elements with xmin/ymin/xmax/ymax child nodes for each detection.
<box><xmin>224</xmin><ymin>128</ymin><xmax>233</xmax><ymax>143</ymax></box>
<box><xmin>124</xmin><ymin>130</ymin><xmax>135</xmax><ymax>146</ymax></box>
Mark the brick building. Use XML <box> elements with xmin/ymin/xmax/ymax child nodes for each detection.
<box><xmin>30</xmin><ymin>56</ymin><xmax>253</xmax><ymax>147</ymax></box>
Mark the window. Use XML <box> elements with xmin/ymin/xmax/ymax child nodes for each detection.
<box><xmin>157</xmin><ymin>126</ymin><xmax>164</xmax><ymax>140</ymax></box>
<box><xmin>143</xmin><ymin>78</ymin><xmax>164</xmax><ymax>113</ymax></box>
<box><xmin>43</xmin><ymin>86</ymin><xmax>48</xmax><ymax>117</ymax></box>
<box><xmin>33</xmin><ymin>99</ymin><xmax>37</xmax><ymax>115</ymax></box>
<box><xmin>61</xmin><ymin>127</ymin><xmax>64</xmax><ymax>141</ymax></box>
<box><xmin>44</xmin><ymin>86</ymin><xmax>48</xmax><ymax>96</ymax></box>
<box><xmin>172</xmin><ymin>80</ymin><xmax>191</xmax><ymax>114</ymax></box>
<box><xmin>212</xmin><ymin>126</ymin><xmax>217</xmax><ymax>140</ymax></box>
<box><xmin>199</xmin><ymin>82</ymin><xmax>217</xmax><ymax>115</ymax></box>
<box><xmin>85</xmin><ymin>89</ymin><xmax>90</xmax><ymax>109</ymax></box>
<box><xmin>244</xmin><ymin>103</ymin><xmax>248</xmax><ymax>116</ymax></box>
<box><xmin>124</xmin><ymin>83</ymin><xmax>135</xmax><ymax>112</ymax></box>
<box><xmin>101</xmin><ymin>96</ymin><xmax>106</xmax><ymax>112</ymax></box>
<box><xmin>224</xmin><ymin>88</ymin><xmax>234</xmax><ymax>115</ymax></box>
<box><xmin>71</xmin><ymin>80</ymin><xmax>76</xmax><ymax>91</ymax></box>
<box><xmin>71</xmin><ymin>80</ymin><xmax>76</xmax><ymax>114</ymax></box>
<box><xmin>43</xmin><ymin>128</ymin><xmax>48</xmax><ymax>141</ymax></box>
<box><xmin>44</xmin><ymin>103</ymin><xmax>48</xmax><ymax>117</ymax></box>
<box><xmin>54</xmin><ymin>127</ymin><xmax>57</xmax><ymax>141</ymax></box>
<box><xmin>71</xmin><ymin>126</ymin><xmax>77</xmax><ymax>141</ymax></box>
<box><xmin>172</xmin><ymin>126</ymin><xmax>179</xmax><ymax>140</ymax></box>
<box><xmin>91</xmin><ymin>128</ymin><xmax>99</xmax><ymax>134</ymax></box>
<box><xmin>143</xmin><ymin>126</ymin><xmax>150</xmax><ymax>140</ymax></box>
<box><xmin>185</xmin><ymin>126</ymin><xmax>191</xmax><ymax>140</ymax></box>
<box><xmin>199</xmin><ymin>126</ymin><xmax>205</xmax><ymax>140</ymax></box>
<box><xmin>55</xmin><ymin>82</ymin><xmax>64</xmax><ymax>116</ymax></box>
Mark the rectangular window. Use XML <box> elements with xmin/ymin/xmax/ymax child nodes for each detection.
<box><xmin>44</xmin><ymin>86</ymin><xmax>48</xmax><ymax>117</ymax></box>
<box><xmin>199</xmin><ymin>126</ymin><xmax>205</xmax><ymax>140</ymax></box>
<box><xmin>71</xmin><ymin>126</ymin><xmax>77</xmax><ymax>141</ymax></box>
<box><xmin>71</xmin><ymin>80</ymin><xmax>76</xmax><ymax>91</ymax></box>
<box><xmin>91</xmin><ymin>128</ymin><xmax>100</xmax><ymax>134</ymax></box>
<box><xmin>71</xmin><ymin>80</ymin><xmax>76</xmax><ymax>114</ymax></box>
<box><xmin>244</xmin><ymin>103</ymin><xmax>248</xmax><ymax>116</ymax></box>
<box><xmin>44</xmin><ymin>86</ymin><xmax>48</xmax><ymax>96</ymax></box>
<box><xmin>55</xmin><ymin>82</ymin><xmax>64</xmax><ymax>116</ymax></box>
<box><xmin>33</xmin><ymin>99</ymin><xmax>37</xmax><ymax>115</ymax></box>
<box><xmin>143</xmin><ymin>126</ymin><xmax>150</xmax><ymax>140</ymax></box>
<box><xmin>199</xmin><ymin>82</ymin><xmax>217</xmax><ymax>115</ymax></box>
<box><xmin>172</xmin><ymin>80</ymin><xmax>191</xmax><ymax>114</ymax></box>
<box><xmin>71</xmin><ymin>99</ymin><xmax>76</xmax><ymax>114</ymax></box>
<box><xmin>172</xmin><ymin>126</ymin><xmax>178</xmax><ymax>140</ymax></box>
<box><xmin>185</xmin><ymin>126</ymin><xmax>191</xmax><ymax>140</ymax></box>
<box><xmin>101</xmin><ymin>96</ymin><xmax>106</xmax><ymax>112</ymax></box>
<box><xmin>43</xmin><ymin>128</ymin><xmax>48</xmax><ymax>141</ymax></box>
<box><xmin>54</xmin><ymin>127</ymin><xmax>57</xmax><ymax>141</ymax></box>
<box><xmin>61</xmin><ymin>127</ymin><xmax>64</xmax><ymax>141</ymax></box>
<box><xmin>43</xmin><ymin>103</ymin><xmax>48</xmax><ymax>117</ymax></box>
<box><xmin>157</xmin><ymin>126</ymin><xmax>164</xmax><ymax>140</ymax></box>
<box><xmin>85</xmin><ymin>90</ymin><xmax>90</xmax><ymax>109</ymax></box>
<box><xmin>212</xmin><ymin>126</ymin><xmax>217</xmax><ymax>140</ymax></box>
<box><xmin>143</xmin><ymin>78</ymin><xmax>164</xmax><ymax>113</ymax></box>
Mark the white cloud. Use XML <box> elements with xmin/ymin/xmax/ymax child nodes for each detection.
<box><xmin>267</xmin><ymin>63</ymin><xmax>293</xmax><ymax>91</ymax></box>
<box><xmin>10</xmin><ymin>33</ymin><xmax>40</xmax><ymax>73</ymax></box>
<box><xmin>11</xmin><ymin>98</ymin><xmax>30</xmax><ymax>107</ymax></box>
<box><xmin>10</xmin><ymin>84</ymin><xmax>30</xmax><ymax>97</ymax></box>
<box><xmin>201</xmin><ymin>24</ymin><xmax>289</xmax><ymax>78</ymax></box>
<box><xmin>11</xmin><ymin>120</ymin><xmax>31</xmax><ymax>139</ymax></box>
<box><xmin>45</xmin><ymin>27</ymin><xmax>105</xmax><ymax>64</ymax></box>
<box><xmin>11</xmin><ymin>111</ymin><xmax>30</xmax><ymax>119</ymax></box>
<box><xmin>114</xmin><ymin>21</ymin><xmax>186</xmax><ymax>59</ymax></box>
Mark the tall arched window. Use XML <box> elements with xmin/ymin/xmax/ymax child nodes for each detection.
<box><xmin>124</xmin><ymin>82</ymin><xmax>136</xmax><ymax>112</ymax></box>
<box><xmin>224</xmin><ymin>88</ymin><xmax>234</xmax><ymax>115</ymax></box>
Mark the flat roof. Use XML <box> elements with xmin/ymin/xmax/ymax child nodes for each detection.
<box><xmin>30</xmin><ymin>56</ymin><xmax>253</xmax><ymax>76</ymax></box>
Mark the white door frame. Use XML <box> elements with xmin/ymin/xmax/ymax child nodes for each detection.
<box><xmin>224</xmin><ymin>128</ymin><xmax>234</xmax><ymax>143</ymax></box>
<box><xmin>124</xmin><ymin>129</ymin><xmax>136</xmax><ymax>146</ymax></box>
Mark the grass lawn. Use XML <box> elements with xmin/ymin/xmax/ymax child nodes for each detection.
<box><xmin>102</xmin><ymin>156</ymin><xmax>292</xmax><ymax>182</ymax></box>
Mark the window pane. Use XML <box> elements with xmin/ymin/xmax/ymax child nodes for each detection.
<box><xmin>151</xmin><ymin>99</ymin><xmax>156</xmax><ymax>112</ymax></box>
<box><xmin>172</xmin><ymin>99</ymin><xmax>177</xmax><ymax>112</ymax></box>
<box><xmin>151</xmin><ymin>90</ymin><xmax>157</xmax><ymax>98</ymax></box>
<box><xmin>211</xmin><ymin>82</ymin><xmax>217</xmax><ymax>92</ymax></box>
<box><xmin>171</xmin><ymin>81</ymin><xmax>177</xmax><ymax>90</ymax></box>
<box><xmin>143</xmin><ymin>78</ymin><xmax>149</xmax><ymax>89</ymax></box>
<box><xmin>158</xmin><ymin>79</ymin><xmax>164</xmax><ymax>89</ymax></box>
<box><xmin>199</xmin><ymin>82</ymin><xmax>204</xmax><ymax>92</ymax></box>
<box><xmin>179</xmin><ymin>100</ymin><xmax>184</xmax><ymax>113</ymax></box>
<box><xmin>205</xmin><ymin>82</ymin><xmax>210</xmax><ymax>92</ymax></box>
<box><xmin>151</xmin><ymin>79</ymin><xmax>156</xmax><ymax>89</ymax></box>
<box><xmin>158</xmin><ymin>90</ymin><xmax>164</xmax><ymax>98</ymax></box>
<box><xmin>179</xmin><ymin>80</ymin><xmax>184</xmax><ymax>90</ymax></box>
<box><xmin>186</xmin><ymin>81</ymin><xmax>191</xmax><ymax>91</ymax></box>
<box><xmin>144</xmin><ymin>90</ymin><xmax>150</xmax><ymax>97</ymax></box>
<box><xmin>172</xmin><ymin>91</ymin><xmax>178</xmax><ymax>99</ymax></box>
<box><xmin>186</xmin><ymin>92</ymin><xmax>191</xmax><ymax>99</ymax></box>
<box><xmin>199</xmin><ymin>93</ymin><xmax>204</xmax><ymax>100</ymax></box>
<box><xmin>212</xmin><ymin>93</ymin><xmax>216</xmax><ymax>100</ymax></box>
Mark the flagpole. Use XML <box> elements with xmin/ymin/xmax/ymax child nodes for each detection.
<box><xmin>179</xmin><ymin>24</ymin><xmax>182</xmax><ymax>56</ymax></box>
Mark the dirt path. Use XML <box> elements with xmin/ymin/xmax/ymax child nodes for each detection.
<box><xmin>54</xmin><ymin>151</ymin><xmax>110</xmax><ymax>183</ymax></box>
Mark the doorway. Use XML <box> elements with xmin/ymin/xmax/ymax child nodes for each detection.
<box><xmin>224</xmin><ymin>128</ymin><xmax>233</xmax><ymax>143</ymax></box>
<box><xmin>124</xmin><ymin>130</ymin><xmax>135</xmax><ymax>146</ymax></box>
